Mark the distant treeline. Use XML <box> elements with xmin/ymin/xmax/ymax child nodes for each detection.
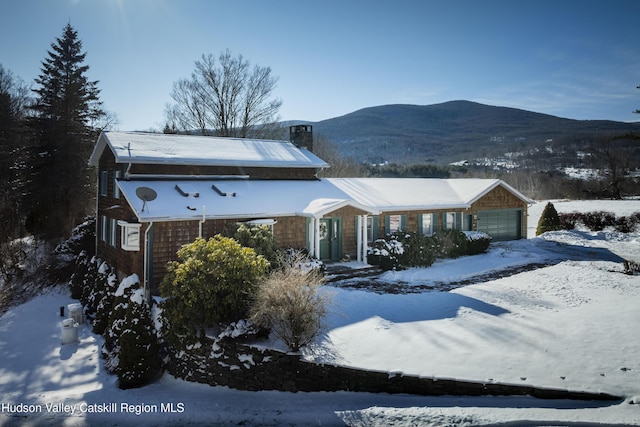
<box><xmin>365</xmin><ymin>163</ymin><xmax>467</xmax><ymax>178</ymax></box>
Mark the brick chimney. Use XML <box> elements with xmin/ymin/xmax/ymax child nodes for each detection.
<box><xmin>289</xmin><ymin>124</ymin><xmax>313</xmax><ymax>152</ymax></box>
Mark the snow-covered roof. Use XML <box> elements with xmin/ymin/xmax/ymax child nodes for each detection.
<box><xmin>117</xmin><ymin>179</ymin><xmax>378</xmax><ymax>222</ymax></box>
<box><xmin>117</xmin><ymin>177</ymin><xmax>531</xmax><ymax>222</ymax></box>
<box><xmin>328</xmin><ymin>178</ymin><xmax>533</xmax><ymax>210</ymax></box>
<box><xmin>88</xmin><ymin>131</ymin><xmax>329</xmax><ymax>169</ymax></box>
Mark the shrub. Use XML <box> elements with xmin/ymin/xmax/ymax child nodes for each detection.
<box><xmin>160</xmin><ymin>236</ymin><xmax>269</xmax><ymax>344</ymax></box>
<box><xmin>433</xmin><ymin>229</ymin><xmax>468</xmax><ymax>258</ymax></box>
<box><xmin>367</xmin><ymin>231</ymin><xmax>436</xmax><ymax>271</ymax></box>
<box><xmin>536</xmin><ymin>202</ymin><xmax>561</xmax><ymax>235</ymax></box>
<box><xmin>84</xmin><ymin>262</ymin><xmax>116</xmax><ymax>322</ymax></box>
<box><xmin>464</xmin><ymin>231</ymin><xmax>492</xmax><ymax>255</ymax></box>
<box><xmin>103</xmin><ymin>275</ymin><xmax>140</xmax><ymax>373</ymax></box>
<box><xmin>558</xmin><ymin>212</ymin><xmax>582</xmax><ymax>230</ymax></box>
<box><xmin>221</xmin><ymin>223</ymin><xmax>279</xmax><ymax>268</ymax></box>
<box><xmin>367</xmin><ymin>236</ymin><xmax>405</xmax><ymax>271</ymax></box>
<box><xmin>92</xmin><ymin>267</ymin><xmax>119</xmax><ymax>335</ymax></box>
<box><xmin>394</xmin><ymin>231</ymin><xmax>436</xmax><ymax>268</ymax></box>
<box><xmin>582</xmin><ymin>211</ymin><xmax>616</xmax><ymax>231</ymax></box>
<box><xmin>69</xmin><ymin>251</ymin><xmax>89</xmax><ymax>300</ymax></box>
<box><xmin>250</xmin><ymin>253</ymin><xmax>330</xmax><ymax>352</ymax></box>
<box><xmin>117</xmin><ymin>289</ymin><xmax>162</xmax><ymax>389</ymax></box>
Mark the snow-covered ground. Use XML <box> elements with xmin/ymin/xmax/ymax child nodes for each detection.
<box><xmin>1</xmin><ymin>200</ymin><xmax>640</xmax><ymax>426</ymax></box>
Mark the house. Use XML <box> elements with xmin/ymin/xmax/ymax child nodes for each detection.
<box><xmin>89</xmin><ymin>128</ymin><xmax>531</xmax><ymax>296</ymax></box>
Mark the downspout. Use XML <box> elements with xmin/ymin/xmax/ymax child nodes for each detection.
<box><xmin>94</xmin><ymin>169</ymin><xmax>99</xmax><ymax>257</ymax></box>
<box><xmin>143</xmin><ymin>222</ymin><xmax>153</xmax><ymax>303</ymax></box>
<box><xmin>199</xmin><ymin>206</ymin><xmax>206</xmax><ymax>238</ymax></box>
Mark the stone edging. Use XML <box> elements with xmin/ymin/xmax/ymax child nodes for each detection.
<box><xmin>167</xmin><ymin>338</ymin><xmax>622</xmax><ymax>402</ymax></box>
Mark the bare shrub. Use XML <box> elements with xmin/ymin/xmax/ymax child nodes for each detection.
<box><xmin>250</xmin><ymin>253</ymin><xmax>330</xmax><ymax>352</ymax></box>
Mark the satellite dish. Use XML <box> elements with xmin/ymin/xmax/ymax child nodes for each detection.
<box><xmin>135</xmin><ymin>187</ymin><xmax>157</xmax><ymax>212</ymax></box>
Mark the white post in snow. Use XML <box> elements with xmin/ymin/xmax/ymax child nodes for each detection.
<box><xmin>356</xmin><ymin>215</ymin><xmax>363</xmax><ymax>263</ymax></box>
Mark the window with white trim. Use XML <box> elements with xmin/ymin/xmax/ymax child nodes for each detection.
<box><xmin>100</xmin><ymin>215</ymin><xmax>107</xmax><ymax>242</ymax></box>
<box><xmin>420</xmin><ymin>214</ymin><xmax>433</xmax><ymax>236</ymax></box>
<box><xmin>118</xmin><ymin>221</ymin><xmax>141</xmax><ymax>251</ymax></box>
<box><xmin>444</xmin><ymin>212</ymin><xmax>460</xmax><ymax>230</ymax></box>
<box><xmin>100</xmin><ymin>171</ymin><xmax>109</xmax><ymax>196</ymax></box>
<box><xmin>114</xmin><ymin>170</ymin><xmax>121</xmax><ymax>198</ymax></box>
<box><xmin>109</xmin><ymin>218</ymin><xmax>117</xmax><ymax>247</ymax></box>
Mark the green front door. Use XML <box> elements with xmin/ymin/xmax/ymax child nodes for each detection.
<box><xmin>319</xmin><ymin>218</ymin><xmax>342</xmax><ymax>261</ymax></box>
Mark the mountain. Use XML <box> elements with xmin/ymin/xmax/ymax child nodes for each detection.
<box><xmin>304</xmin><ymin>101</ymin><xmax>640</xmax><ymax>164</ymax></box>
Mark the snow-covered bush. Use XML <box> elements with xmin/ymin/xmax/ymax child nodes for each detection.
<box><xmin>84</xmin><ymin>261</ymin><xmax>116</xmax><ymax>322</ymax></box>
<box><xmin>103</xmin><ymin>275</ymin><xmax>140</xmax><ymax>373</ymax></box>
<box><xmin>536</xmin><ymin>202</ymin><xmax>561</xmax><ymax>235</ymax></box>
<box><xmin>464</xmin><ymin>231</ymin><xmax>492</xmax><ymax>255</ymax></box>
<box><xmin>278</xmin><ymin>248</ymin><xmax>324</xmax><ymax>275</ymax></box>
<box><xmin>79</xmin><ymin>256</ymin><xmax>100</xmax><ymax>309</ymax></box>
<box><xmin>367</xmin><ymin>236</ymin><xmax>405</xmax><ymax>271</ymax></box>
<box><xmin>581</xmin><ymin>211</ymin><xmax>616</xmax><ymax>231</ymax></box>
<box><xmin>433</xmin><ymin>229</ymin><xmax>468</xmax><ymax>259</ymax></box>
<box><xmin>92</xmin><ymin>265</ymin><xmax>119</xmax><ymax>335</ymax></box>
<box><xmin>0</xmin><ymin>238</ymin><xmax>29</xmax><ymax>284</ymax></box>
<box><xmin>558</xmin><ymin>212</ymin><xmax>582</xmax><ymax>230</ymax></box>
<box><xmin>250</xmin><ymin>253</ymin><xmax>329</xmax><ymax>352</ymax></box>
<box><xmin>50</xmin><ymin>217</ymin><xmax>95</xmax><ymax>281</ymax></box>
<box><xmin>160</xmin><ymin>236</ymin><xmax>270</xmax><ymax>345</ymax></box>
<box><xmin>558</xmin><ymin>211</ymin><xmax>639</xmax><ymax>233</ymax></box>
<box><xmin>69</xmin><ymin>251</ymin><xmax>89</xmax><ymax>299</ymax></box>
<box><xmin>116</xmin><ymin>288</ymin><xmax>163</xmax><ymax>389</ymax></box>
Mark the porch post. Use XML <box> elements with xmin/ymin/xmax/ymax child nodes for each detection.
<box><xmin>314</xmin><ymin>217</ymin><xmax>321</xmax><ymax>259</ymax></box>
<box><xmin>308</xmin><ymin>218</ymin><xmax>315</xmax><ymax>257</ymax></box>
<box><xmin>356</xmin><ymin>215</ymin><xmax>362</xmax><ymax>263</ymax></box>
<box><xmin>362</xmin><ymin>215</ymin><xmax>368</xmax><ymax>265</ymax></box>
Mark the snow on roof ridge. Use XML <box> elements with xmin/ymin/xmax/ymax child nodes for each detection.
<box><xmin>88</xmin><ymin>131</ymin><xmax>329</xmax><ymax>169</ymax></box>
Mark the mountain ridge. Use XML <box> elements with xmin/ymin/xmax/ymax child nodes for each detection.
<box><xmin>296</xmin><ymin>100</ymin><xmax>640</xmax><ymax>164</ymax></box>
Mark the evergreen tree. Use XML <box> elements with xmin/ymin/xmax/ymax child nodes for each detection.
<box><xmin>28</xmin><ymin>24</ymin><xmax>105</xmax><ymax>237</ymax></box>
<box><xmin>117</xmin><ymin>289</ymin><xmax>162</xmax><ymax>389</ymax></box>
<box><xmin>0</xmin><ymin>65</ymin><xmax>31</xmax><ymax>243</ymax></box>
<box><xmin>536</xmin><ymin>202</ymin><xmax>561</xmax><ymax>235</ymax></box>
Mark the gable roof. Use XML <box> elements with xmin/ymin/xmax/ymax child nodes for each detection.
<box><xmin>328</xmin><ymin>178</ymin><xmax>533</xmax><ymax>210</ymax></box>
<box><xmin>117</xmin><ymin>179</ymin><xmax>378</xmax><ymax>223</ymax></box>
<box><xmin>88</xmin><ymin>131</ymin><xmax>329</xmax><ymax>169</ymax></box>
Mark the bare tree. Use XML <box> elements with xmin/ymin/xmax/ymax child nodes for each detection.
<box><xmin>314</xmin><ymin>133</ymin><xmax>367</xmax><ymax>177</ymax></box>
<box><xmin>165</xmin><ymin>50</ymin><xmax>282</xmax><ymax>139</ymax></box>
<box><xmin>588</xmin><ymin>135</ymin><xmax>638</xmax><ymax>199</ymax></box>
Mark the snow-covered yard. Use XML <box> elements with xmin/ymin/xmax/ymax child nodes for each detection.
<box><xmin>1</xmin><ymin>200</ymin><xmax>640</xmax><ymax>426</ymax></box>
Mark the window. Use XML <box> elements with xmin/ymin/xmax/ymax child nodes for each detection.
<box><xmin>100</xmin><ymin>215</ymin><xmax>107</xmax><ymax>242</ymax></box>
<box><xmin>114</xmin><ymin>170</ymin><xmax>121</xmax><ymax>198</ymax></box>
<box><xmin>366</xmin><ymin>216</ymin><xmax>378</xmax><ymax>242</ymax></box>
<box><xmin>444</xmin><ymin>212</ymin><xmax>461</xmax><ymax>230</ymax></box>
<box><xmin>385</xmin><ymin>214</ymin><xmax>406</xmax><ymax>233</ymax></box>
<box><xmin>100</xmin><ymin>171</ymin><xmax>109</xmax><ymax>196</ymax></box>
<box><xmin>419</xmin><ymin>213</ymin><xmax>434</xmax><ymax>236</ymax></box>
<box><xmin>118</xmin><ymin>221</ymin><xmax>141</xmax><ymax>251</ymax></box>
<box><xmin>109</xmin><ymin>218</ymin><xmax>117</xmax><ymax>247</ymax></box>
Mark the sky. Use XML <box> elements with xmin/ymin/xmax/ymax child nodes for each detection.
<box><xmin>1</xmin><ymin>0</ymin><xmax>639</xmax><ymax>131</ymax></box>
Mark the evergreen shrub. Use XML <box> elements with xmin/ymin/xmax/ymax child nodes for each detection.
<box><xmin>464</xmin><ymin>231</ymin><xmax>492</xmax><ymax>255</ymax></box>
<box><xmin>160</xmin><ymin>236</ymin><xmax>269</xmax><ymax>345</ymax></box>
<box><xmin>536</xmin><ymin>202</ymin><xmax>561</xmax><ymax>235</ymax></box>
<box><xmin>433</xmin><ymin>229</ymin><xmax>468</xmax><ymax>259</ymax></box>
<box><xmin>117</xmin><ymin>289</ymin><xmax>163</xmax><ymax>389</ymax></box>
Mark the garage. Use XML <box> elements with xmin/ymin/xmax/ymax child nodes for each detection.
<box><xmin>476</xmin><ymin>208</ymin><xmax>522</xmax><ymax>241</ymax></box>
